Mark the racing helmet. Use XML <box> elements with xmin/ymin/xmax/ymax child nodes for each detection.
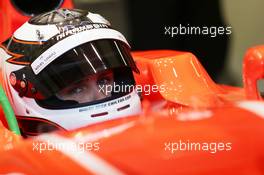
<box><xmin>0</xmin><ymin>8</ymin><xmax>141</xmax><ymax>136</ymax></box>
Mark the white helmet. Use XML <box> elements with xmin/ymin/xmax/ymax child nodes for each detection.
<box><xmin>0</xmin><ymin>8</ymin><xmax>141</xmax><ymax>136</ymax></box>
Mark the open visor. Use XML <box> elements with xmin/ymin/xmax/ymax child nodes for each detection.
<box><xmin>13</xmin><ymin>39</ymin><xmax>139</xmax><ymax>100</ymax></box>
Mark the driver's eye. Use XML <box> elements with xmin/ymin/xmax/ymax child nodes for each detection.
<box><xmin>97</xmin><ymin>76</ymin><xmax>111</xmax><ymax>87</ymax></box>
<box><xmin>67</xmin><ymin>85</ymin><xmax>86</xmax><ymax>95</ymax></box>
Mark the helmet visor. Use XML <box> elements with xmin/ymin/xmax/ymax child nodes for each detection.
<box><xmin>23</xmin><ymin>39</ymin><xmax>139</xmax><ymax>100</ymax></box>
<box><xmin>36</xmin><ymin>67</ymin><xmax>136</xmax><ymax>109</ymax></box>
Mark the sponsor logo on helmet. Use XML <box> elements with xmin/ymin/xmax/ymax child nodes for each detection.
<box><xmin>56</xmin><ymin>23</ymin><xmax>109</xmax><ymax>41</ymax></box>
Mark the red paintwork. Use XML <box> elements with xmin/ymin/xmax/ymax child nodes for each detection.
<box><xmin>1</xmin><ymin>105</ymin><xmax>264</xmax><ymax>174</ymax></box>
<box><xmin>243</xmin><ymin>45</ymin><xmax>264</xmax><ymax>100</ymax></box>
<box><xmin>132</xmin><ymin>50</ymin><xmax>246</xmax><ymax>108</ymax></box>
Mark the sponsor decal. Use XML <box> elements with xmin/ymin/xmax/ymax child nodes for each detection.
<box><xmin>78</xmin><ymin>94</ymin><xmax>131</xmax><ymax>112</ymax></box>
<box><xmin>56</xmin><ymin>23</ymin><xmax>109</xmax><ymax>41</ymax></box>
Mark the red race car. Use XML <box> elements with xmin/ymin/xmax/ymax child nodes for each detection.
<box><xmin>0</xmin><ymin>1</ymin><xmax>264</xmax><ymax>175</ymax></box>
<box><xmin>1</xmin><ymin>45</ymin><xmax>264</xmax><ymax>174</ymax></box>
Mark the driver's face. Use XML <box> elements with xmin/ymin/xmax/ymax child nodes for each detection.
<box><xmin>56</xmin><ymin>70</ymin><xmax>114</xmax><ymax>103</ymax></box>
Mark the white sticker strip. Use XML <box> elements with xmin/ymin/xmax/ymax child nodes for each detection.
<box><xmin>87</xmin><ymin>12</ymin><xmax>110</xmax><ymax>25</ymax></box>
<box><xmin>73</xmin><ymin>121</ymin><xmax>136</xmax><ymax>143</ymax></box>
<box><xmin>14</xmin><ymin>22</ymin><xmax>59</xmax><ymax>42</ymax></box>
<box><xmin>237</xmin><ymin>101</ymin><xmax>264</xmax><ymax>119</ymax></box>
<box><xmin>31</xmin><ymin>28</ymin><xmax>129</xmax><ymax>75</ymax></box>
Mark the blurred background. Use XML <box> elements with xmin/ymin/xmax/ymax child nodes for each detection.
<box><xmin>73</xmin><ymin>0</ymin><xmax>264</xmax><ymax>87</ymax></box>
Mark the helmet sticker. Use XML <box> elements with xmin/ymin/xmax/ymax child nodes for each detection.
<box><xmin>56</xmin><ymin>23</ymin><xmax>109</xmax><ymax>41</ymax></box>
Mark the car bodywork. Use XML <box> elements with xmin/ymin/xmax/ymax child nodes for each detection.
<box><xmin>1</xmin><ymin>48</ymin><xmax>264</xmax><ymax>174</ymax></box>
<box><xmin>1</xmin><ymin>0</ymin><xmax>264</xmax><ymax>174</ymax></box>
